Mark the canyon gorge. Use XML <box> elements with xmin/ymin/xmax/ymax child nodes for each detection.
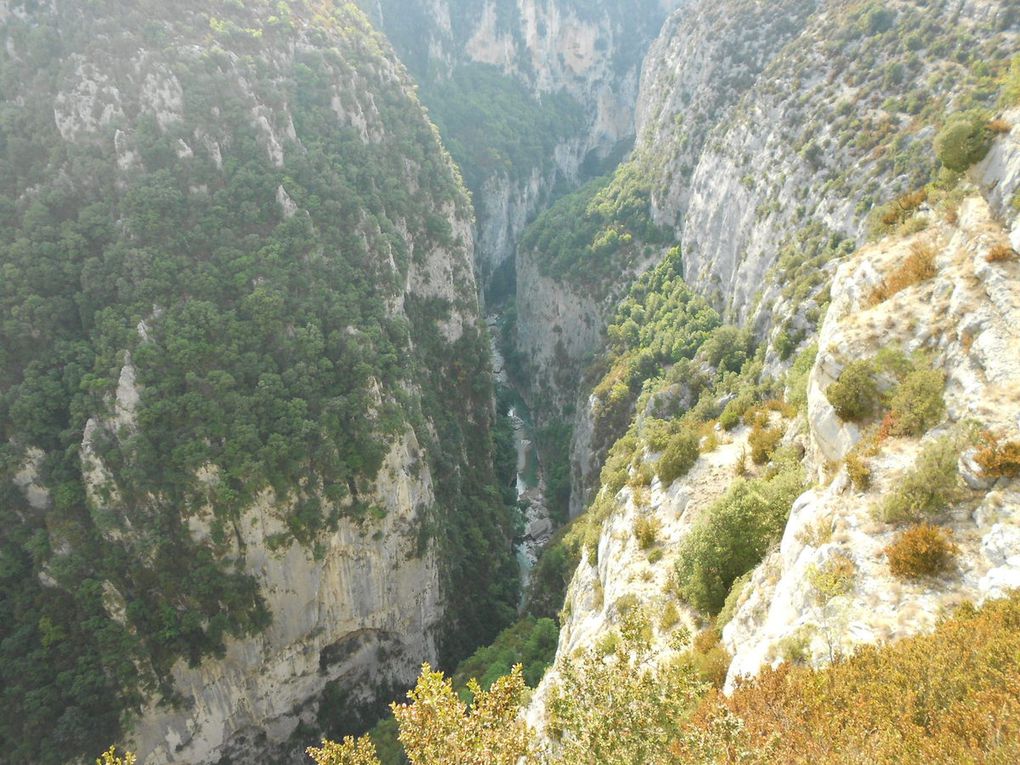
<box><xmin>2</xmin><ymin>1</ymin><xmax>1019</xmax><ymax>763</ymax></box>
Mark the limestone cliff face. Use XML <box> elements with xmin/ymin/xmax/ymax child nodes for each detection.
<box><xmin>724</xmin><ymin>113</ymin><xmax>1020</xmax><ymax>687</ymax></box>
<box><xmin>2</xmin><ymin>2</ymin><xmax>501</xmax><ymax>762</ymax></box>
<box><xmin>130</xmin><ymin>430</ymin><xmax>443</xmax><ymax>764</ymax></box>
<box><xmin>636</xmin><ymin>0</ymin><xmax>818</xmax><ymax>231</ymax></box>
<box><xmin>528</xmin><ymin>113</ymin><xmax>1020</xmax><ymax>729</ymax></box>
<box><xmin>652</xmin><ymin>0</ymin><xmax>1017</xmax><ymax>336</ymax></box>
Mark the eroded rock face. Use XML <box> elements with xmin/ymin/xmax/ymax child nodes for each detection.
<box><xmin>725</xmin><ymin>125</ymin><xmax>1020</xmax><ymax>685</ymax></box>
<box><xmin>132</xmin><ymin>430</ymin><xmax>443</xmax><ymax>764</ymax></box>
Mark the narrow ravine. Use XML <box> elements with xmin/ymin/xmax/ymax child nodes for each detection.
<box><xmin>488</xmin><ymin>315</ymin><xmax>554</xmax><ymax>605</ymax></box>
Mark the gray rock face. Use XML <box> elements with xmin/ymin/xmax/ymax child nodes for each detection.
<box><xmin>130</xmin><ymin>431</ymin><xmax>444</xmax><ymax>765</ymax></box>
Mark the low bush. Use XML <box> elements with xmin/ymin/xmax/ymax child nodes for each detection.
<box><xmin>874</xmin><ymin>188</ymin><xmax>927</xmax><ymax>231</ymax></box>
<box><xmin>657</xmin><ymin>429</ymin><xmax>700</xmax><ymax>485</ymax></box>
<box><xmin>974</xmin><ymin>431</ymin><xmax>1020</xmax><ymax>479</ymax></box>
<box><xmin>986</xmin><ymin>242</ymin><xmax>1017</xmax><ymax>263</ymax></box>
<box><xmin>845</xmin><ymin>452</ymin><xmax>873</xmax><ymax>490</ymax></box>
<box><xmin>683</xmin><ymin>628</ymin><xmax>731</xmax><ymax>689</ymax></box>
<box><xmin>825</xmin><ymin>360</ymin><xmax>880</xmax><ymax>422</ymax></box>
<box><xmin>719</xmin><ymin>390</ymin><xmax>756</xmax><ymax>430</ymax></box>
<box><xmin>674</xmin><ymin>460</ymin><xmax>805</xmax><ymax>613</ymax></box>
<box><xmin>633</xmin><ymin>515</ymin><xmax>662</xmax><ymax>551</ymax></box>
<box><xmin>806</xmin><ymin>551</ymin><xmax>856</xmax><ymax>603</ymax></box>
<box><xmin>748</xmin><ymin>420</ymin><xmax>783</xmax><ymax>465</ymax></box>
<box><xmin>716</xmin><ymin>572</ymin><xmax>752</xmax><ymax>629</ymax></box>
<box><xmin>875</xmin><ymin>437</ymin><xmax>963</xmax><ymax>523</ymax></box>
<box><xmin>934</xmin><ymin>110</ymin><xmax>993</xmax><ymax>172</ymax></box>
<box><xmin>682</xmin><ymin>593</ymin><xmax>1020</xmax><ymax>763</ymax></box>
<box><xmin>884</xmin><ymin>524</ymin><xmax>959</xmax><ymax>579</ymax></box>
<box><xmin>1002</xmin><ymin>55</ymin><xmax>1020</xmax><ymax>107</ymax></box>
<box><xmin>659</xmin><ymin>601</ymin><xmax>681</xmax><ymax>631</ymax></box>
<box><xmin>885</xmin><ymin>368</ymin><xmax>945</xmax><ymax>437</ymax></box>
<box><xmin>870</xmin><ymin>240</ymin><xmax>938</xmax><ymax>305</ymax></box>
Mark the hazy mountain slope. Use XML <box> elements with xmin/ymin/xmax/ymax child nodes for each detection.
<box><xmin>360</xmin><ymin>0</ymin><xmax>682</xmax><ymax>290</ymax></box>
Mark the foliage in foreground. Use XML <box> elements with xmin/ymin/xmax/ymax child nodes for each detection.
<box><xmin>107</xmin><ymin>591</ymin><xmax>1020</xmax><ymax>763</ymax></box>
<box><xmin>683</xmin><ymin>591</ymin><xmax>1020</xmax><ymax>763</ymax></box>
<box><xmin>309</xmin><ymin>665</ymin><xmax>533</xmax><ymax>765</ymax></box>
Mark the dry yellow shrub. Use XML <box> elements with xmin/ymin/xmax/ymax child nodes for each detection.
<box><xmin>870</xmin><ymin>240</ymin><xmax>938</xmax><ymax>305</ymax></box>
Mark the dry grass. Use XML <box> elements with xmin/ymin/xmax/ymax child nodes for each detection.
<box><xmin>680</xmin><ymin>593</ymin><xmax>1020</xmax><ymax>764</ymax></box>
<box><xmin>878</xmin><ymin>188</ymin><xmax>927</xmax><ymax>228</ymax></box>
<box><xmin>986</xmin><ymin>242</ymin><xmax>1017</xmax><ymax>263</ymax></box>
<box><xmin>869</xmin><ymin>240</ymin><xmax>938</xmax><ymax>305</ymax></box>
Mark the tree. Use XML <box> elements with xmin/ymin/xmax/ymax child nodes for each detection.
<box><xmin>310</xmin><ymin>664</ymin><xmax>533</xmax><ymax>765</ymax></box>
<box><xmin>934</xmin><ymin>111</ymin><xmax>992</xmax><ymax>172</ymax></box>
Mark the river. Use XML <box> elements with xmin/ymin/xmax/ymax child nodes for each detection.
<box><xmin>488</xmin><ymin>315</ymin><xmax>554</xmax><ymax>606</ymax></box>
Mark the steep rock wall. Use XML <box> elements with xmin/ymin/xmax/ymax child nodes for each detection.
<box><xmin>724</xmin><ymin>115</ymin><xmax>1020</xmax><ymax>686</ymax></box>
<box><xmin>1</xmin><ymin>2</ymin><xmax>508</xmax><ymax>762</ymax></box>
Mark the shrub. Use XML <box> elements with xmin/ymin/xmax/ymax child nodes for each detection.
<box><xmin>785</xmin><ymin>343</ymin><xmax>818</xmax><ymax>414</ymax></box>
<box><xmin>871</xmin><ymin>188</ymin><xmax>927</xmax><ymax>235</ymax></box>
<box><xmin>986</xmin><ymin>243</ymin><xmax>1018</xmax><ymax>263</ymax></box>
<box><xmin>748</xmin><ymin>422</ymin><xmax>783</xmax><ymax>465</ymax></box>
<box><xmin>719</xmin><ymin>389</ymin><xmax>756</xmax><ymax>430</ymax></box>
<box><xmin>825</xmin><ymin>360</ymin><xmax>880</xmax><ymax>422</ymax></box>
<box><xmin>870</xmin><ymin>240</ymin><xmax>938</xmax><ymax>304</ymax></box>
<box><xmin>716</xmin><ymin>572</ymin><xmax>752</xmax><ymax>629</ymax></box>
<box><xmin>682</xmin><ymin>593</ymin><xmax>1020</xmax><ymax>763</ymax></box>
<box><xmin>633</xmin><ymin>515</ymin><xmax>662</xmax><ymax>551</ymax></box>
<box><xmin>657</xmin><ymin>429</ymin><xmax>700</xmax><ymax>485</ymax></box>
<box><xmin>845</xmin><ymin>452</ymin><xmax>873</xmax><ymax>490</ymax></box>
<box><xmin>683</xmin><ymin>628</ymin><xmax>731</xmax><ymax>688</ymax></box>
<box><xmin>1002</xmin><ymin>55</ymin><xmax>1020</xmax><ymax>107</ymax></box>
<box><xmin>875</xmin><ymin>437</ymin><xmax>963</xmax><ymax>523</ymax></box>
<box><xmin>674</xmin><ymin>462</ymin><xmax>805</xmax><ymax>613</ymax></box>
<box><xmin>884</xmin><ymin>524</ymin><xmax>959</xmax><ymax>579</ymax></box>
<box><xmin>974</xmin><ymin>432</ymin><xmax>1020</xmax><ymax>479</ymax></box>
<box><xmin>660</xmin><ymin>601</ymin><xmax>681</xmax><ymax>631</ymax></box>
<box><xmin>886</xmin><ymin>368</ymin><xmax>946</xmax><ymax>437</ymax></box>
<box><xmin>806</xmin><ymin>551</ymin><xmax>856</xmax><ymax>603</ymax></box>
<box><xmin>934</xmin><ymin>111</ymin><xmax>993</xmax><ymax>172</ymax></box>
<box><xmin>776</xmin><ymin>627</ymin><xmax>814</xmax><ymax>664</ymax></box>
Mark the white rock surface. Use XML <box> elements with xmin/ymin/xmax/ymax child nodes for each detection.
<box><xmin>726</xmin><ymin>147</ymin><xmax>1020</xmax><ymax>687</ymax></box>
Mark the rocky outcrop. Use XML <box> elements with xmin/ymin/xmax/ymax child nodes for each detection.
<box><xmin>636</xmin><ymin>0</ymin><xmax>818</xmax><ymax>231</ymax></box>
<box><xmin>131</xmin><ymin>431</ymin><xmax>443</xmax><ymax>764</ymax></box>
<box><xmin>725</xmin><ymin>118</ymin><xmax>1020</xmax><ymax>685</ymax></box>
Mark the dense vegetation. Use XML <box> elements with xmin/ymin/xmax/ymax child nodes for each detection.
<box><xmin>300</xmin><ymin>591</ymin><xmax>1020</xmax><ymax>763</ymax></box>
<box><xmin>673</xmin><ymin>452</ymin><xmax>806</xmax><ymax>613</ymax></box>
<box><xmin>520</xmin><ymin>158</ymin><xmax>670</xmax><ymax>289</ymax></box>
<box><xmin>422</xmin><ymin>63</ymin><xmax>585</xmax><ymax>194</ymax></box>
<box><xmin>0</xmin><ymin>2</ymin><xmax>518</xmax><ymax>760</ymax></box>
